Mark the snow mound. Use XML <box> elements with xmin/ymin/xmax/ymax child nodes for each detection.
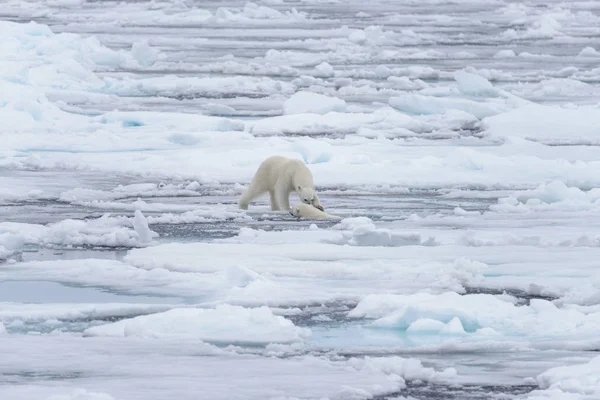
<box><xmin>517</xmin><ymin>181</ymin><xmax>600</xmax><ymax>204</ymax></box>
<box><xmin>491</xmin><ymin>181</ymin><xmax>600</xmax><ymax>212</ymax></box>
<box><xmin>133</xmin><ymin>210</ymin><xmax>158</xmax><ymax>244</ymax></box>
<box><xmin>0</xmin><ymin>213</ymin><xmax>154</xmax><ymax>253</ymax></box>
<box><xmin>578</xmin><ymin>46</ymin><xmax>600</xmax><ymax>57</ymax></box>
<box><xmin>283</xmin><ymin>91</ymin><xmax>347</xmax><ymax>115</ymax></box>
<box><xmin>0</xmin><ymin>20</ymin><xmax>130</xmax><ymax>70</ymax></box>
<box><xmin>314</xmin><ymin>62</ymin><xmax>335</xmax><ymax>77</ymax></box>
<box><xmin>526</xmin><ymin>356</ymin><xmax>600</xmax><ymax>399</ymax></box>
<box><xmin>0</xmin><ymin>80</ymin><xmax>86</xmax><ymax>134</ymax></box>
<box><xmin>389</xmin><ymin>94</ymin><xmax>500</xmax><ymax>119</ymax></box>
<box><xmin>0</xmin><ymin>233</ymin><xmax>25</xmax><ymax>260</ymax></box>
<box><xmin>493</xmin><ymin>49</ymin><xmax>516</xmax><ymax>58</ymax></box>
<box><xmin>83</xmin><ymin>305</ymin><xmax>310</xmax><ymax>345</ymax></box>
<box><xmin>483</xmin><ymin>104</ymin><xmax>600</xmax><ymax>145</ymax></box>
<box><xmin>0</xmin><ymin>321</ymin><xmax>6</xmax><ymax>335</ymax></box>
<box><xmin>328</xmin><ymin>218</ymin><xmax>437</xmax><ymax>247</ymax></box>
<box><xmin>349</xmin><ymin>292</ymin><xmax>600</xmax><ymax>343</ymax></box>
<box><xmin>453</xmin><ymin>70</ymin><xmax>496</xmax><ymax>96</ymax></box>
<box><xmin>131</xmin><ymin>40</ymin><xmax>159</xmax><ymax>68</ymax></box>
<box><xmin>347</xmin><ymin>356</ymin><xmax>457</xmax><ymax>385</ymax></box>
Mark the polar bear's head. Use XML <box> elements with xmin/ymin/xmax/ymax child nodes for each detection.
<box><xmin>297</xmin><ymin>186</ymin><xmax>324</xmax><ymax>210</ymax></box>
<box><xmin>297</xmin><ymin>186</ymin><xmax>315</xmax><ymax>205</ymax></box>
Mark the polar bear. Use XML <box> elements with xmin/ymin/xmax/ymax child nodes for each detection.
<box><xmin>290</xmin><ymin>203</ymin><xmax>340</xmax><ymax>220</ymax></box>
<box><xmin>238</xmin><ymin>156</ymin><xmax>323</xmax><ymax>211</ymax></box>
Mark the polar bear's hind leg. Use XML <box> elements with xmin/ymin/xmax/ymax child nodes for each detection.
<box><xmin>238</xmin><ymin>183</ymin><xmax>266</xmax><ymax>210</ymax></box>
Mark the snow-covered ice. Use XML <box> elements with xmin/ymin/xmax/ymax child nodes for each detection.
<box><xmin>83</xmin><ymin>305</ymin><xmax>311</xmax><ymax>344</ymax></box>
<box><xmin>2</xmin><ymin>0</ymin><xmax>600</xmax><ymax>398</ymax></box>
<box><xmin>282</xmin><ymin>91</ymin><xmax>347</xmax><ymax>115</ymax></box>
<box><xmin>525</xmin><ymin>356</ymin><xmax>600</xmax><ymax>399</ymax></box>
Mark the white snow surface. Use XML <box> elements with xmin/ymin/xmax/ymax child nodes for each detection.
<box><xmin>2</xmin><ymin>0</ymin><xmax>600</xmax><ymax>399</ymax></box>
<box><xmin>46</xmin><ymin>390</ymin><xmax>116</xmax><ymax>400</ymax></box>
<box><xmin>283</xmin><ymin>91</ymin><xmax>347</xmax><ymax>115</ymax></box>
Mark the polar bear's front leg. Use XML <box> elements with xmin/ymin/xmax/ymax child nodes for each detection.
<box><xmin>274</xmin><ymin>184</ymin><xmax>291</xmax><ymax>211</ymax></box>
<box><xmin>269</xmin><ymin>190</ymin><xmax>279</xmax><ymax>211</ymax></box>
<box><xmin>312</xmin><ymin>193</ymin><xmax>324</xmax><ymax>211</ymax></box>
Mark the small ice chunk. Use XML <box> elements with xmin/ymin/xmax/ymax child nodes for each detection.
<box><xmin>493</xmin><ymin>49</ymin><xmax>516</xmax><ymax>58</ymax></box>
<box><xmin>453</xmin><ymin>207</ymin><xmax>480</xmax><ymax>216</ymax></box>
<box><xmin>185</xmin><ymin>181</ymin><xmax>201</xmax><ymax>191</ymax></box>
<box><xmin>578</xmin><ymin>47</ymin><xmax>600</xmax><ymax>57</ymax></box>
<box><xmin>0</xmin><ymin>321</ymin><xmax>6</xmax><ymax>335</ymax></box>
<box><xmin>453</xmin><ymin>70</ymin><xmax>496</xmax><ymax>96</ymax></box>
<box><xmin>374</xmin><ymin>65</ymin><xmax>392</xmax><ymax>78</ymax></box>
<box><xmin>454</xmin><ymin>207</ymin><xmax>468</xmax><ymax>216</ymax></box>
<box><xmin>131</xmin><ymin>40</ymin><xmax>159</xmax><ymax>68</ymax></box>
<box><xmin>133</xmin><ymin>210</ymin><xmax>156</xmax><ymax>244</ymax></box>
<box><xmin>314</xmin><ymin>62</ymin><xmax>335</xmax><ymax>77</ymax></box>
<box><xmin>348</xmin><ymin>30</ymin><xmax>367</xmax><ymax>43</ymax></box>
<box><xmin>283</xmin><ymin>91</ymin><xmax>347</xmax><ymax>115</ymax></box>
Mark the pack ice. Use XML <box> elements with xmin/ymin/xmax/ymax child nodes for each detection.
<box><xmin>2</xmin><ymin>1</ymin><xmax>600</xmax><ymax>399</ymax></box>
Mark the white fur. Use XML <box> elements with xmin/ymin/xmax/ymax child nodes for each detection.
<box><xmin>290</xmin><ymin>203</ymin><xmax>340</xmax><ymax>220</ymax></box>
<box><xmin>238</xmin><ymin>156</ymin><xmax>322</xmax><ymax>211</ymax></box>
